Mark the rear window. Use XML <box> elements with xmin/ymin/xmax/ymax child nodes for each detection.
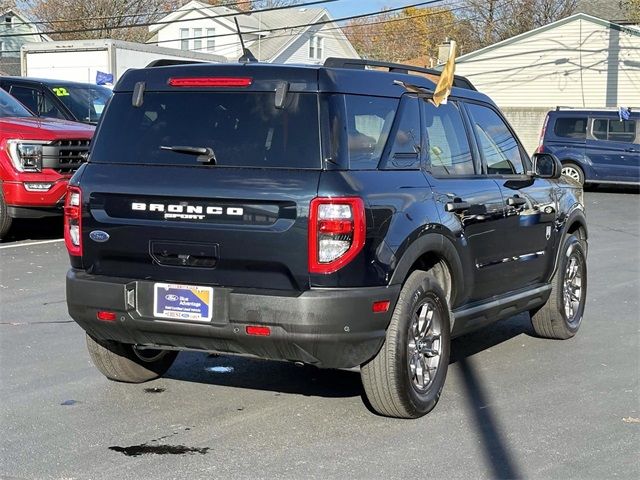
<box><xmin>90</xmin><ymin>91</ymin><xmax>321</xmax><ymax>168</ymax></box>
<box><xmin>553</xmin><ymin>117</ymin><xmax>587</xmax><ymax>139</ymax></box>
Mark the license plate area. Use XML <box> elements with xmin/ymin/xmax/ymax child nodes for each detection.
<box><xmin>153</xmin><ymin>283</ymin><xmax>213</xmax><ymax>322</ymax></box>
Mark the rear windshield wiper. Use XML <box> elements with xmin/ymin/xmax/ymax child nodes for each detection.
<box><xmin>160</xmin><ymin>145</ymin><xmax>217</xmax><ymax>164</ymax></box>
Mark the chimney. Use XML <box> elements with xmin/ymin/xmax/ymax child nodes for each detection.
<box><xmin>437</xmin><ymin>39</ymin><xmax>452</xmax><ymax>66</ymax></box>
<box><xmin>235</xmin><ymin>0</ymin><xmax>252</xmax><ymax>12</ymax></box>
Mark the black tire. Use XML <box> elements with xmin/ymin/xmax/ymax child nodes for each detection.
<box><xmin>561</xmin><ymin>162</ymin><xmax>584</xmax><ymax>186</ymax></box>
<box><xmin>86</xmin><ymin>334</ymin><xmax>178</xmax><ymax>383</ymax></box>
<box><xmin>361</xmin><ymin>270</ymin><xmax>451</xmax><ymax>419</ymax></box>
<box><xmin>531</xmin><ymin>234</ymin><xmax>587</xmax><ymax>339</ymax></box>
<box><xmin>0</xmin><ymin>189</ymin><xmax>13</xmax><ymax>241</ymax></box>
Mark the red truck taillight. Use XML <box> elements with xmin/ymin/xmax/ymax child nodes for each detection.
<box><xmin>64</xmin><ymin>186</ymin><xmax>82</xmax><ymax>257</ymax></box>
<box><xmin>308</xmin><ymin>197</ymin><xmax>365</xmax><ymax>274</ymax></box>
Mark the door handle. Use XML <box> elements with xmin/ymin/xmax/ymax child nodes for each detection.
<box><xmin>507</xmin><ymin>195</ymin><xmax>527</xmax><ymax>207</ymax></box>
<box><xmin>625</xmin><ymin>148</ymin><xmax>638</xmax><ymax>153</ymax></box>
<box><xmin>445</xmin><ymin>199</ymin><xmax>471</xmax><ymax>213</ymax></box>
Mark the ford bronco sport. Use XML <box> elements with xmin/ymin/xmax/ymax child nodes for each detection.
<box><xmin>65</xmin><ymin>59</ymin><xmax>588</xmax><ymax>418</ymax></box>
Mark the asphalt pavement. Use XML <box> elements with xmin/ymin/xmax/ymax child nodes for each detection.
<box><xmin>1</xmin><ymin>188</ymin><xmax>638</xmax><ymax>480</ymax></box>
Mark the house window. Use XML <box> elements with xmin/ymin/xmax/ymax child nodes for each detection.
<box><xmin>207</xmin><ymin>29</ymin><xmax>216</xmax><ymax>51</ymax></box>
<box><xmin>193</xmin><ymin>28</ymin><xmax>202</xmax><ymax>51</ymax></box>
<box><xmin>5</xmin><ymin>16</ymin><xmax>12</xmax><ymax>29</ymax></box>
<box><xmin>180</xmin><ymin>28</ymin><xmax>189</xmax><ymax>50</ymax></box>
<box><xmin>309</xmin><ymin>36</ymin><xmax>324</xmax><ymax>60</ymax></box>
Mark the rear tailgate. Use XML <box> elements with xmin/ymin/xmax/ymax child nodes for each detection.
<box><xmin>77</xmin><ymin>64</ymin><xmax>324</xmax><ymax>291</ymax></box>
<box><xmin>80</xmin><ymin>164</ymin><xmax>318</xmax><ymax>290</ymax></box>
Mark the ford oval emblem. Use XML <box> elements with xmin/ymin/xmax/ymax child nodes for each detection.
<box><xmin>89</xmin><ymin>230</ymin><xmax>110</xmax><ymax>243</ymax></box>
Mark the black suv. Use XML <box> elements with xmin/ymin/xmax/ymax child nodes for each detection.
<box><xmin>65</xmin><ymin>59</ymin><xmax>588</xmax><ymax>418</ymax></box>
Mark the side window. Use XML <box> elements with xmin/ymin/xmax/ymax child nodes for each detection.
<box><xmin>422</xmin><ymin>101</ymin><xmax>474</xmax><ymax>176</ymax></box>
<box><xmin>466</xmin><ymin>103</ymin><xmax>525</xmax><ymax>175</ymax></box>
<box><xmin>345</xmin><ymin>95</ymin><xmax>398</xmax><ymax>170</ymax></box>
<box><xmin>379</xmin><ymin>96</ymin><xmax>421</xmax><ymax>170</ymax></box>
<box><xmin>554</xmin><ymin>117</ymin><xmax>587</xmax><ymax>139</ymax></box>
<box><xmin>9</xmin><ymin>85</ymin><xmax>40</xmax><ymax>114</ymax></box>
<box><xmin>593</xmin><ymin>118</ymin><xmax>637</xmax><ymax>143</ymax></box>
<box><xmin>40</xmin><ymin>93</ymin><xmax>66</xmax><ymax>119</ymax></box>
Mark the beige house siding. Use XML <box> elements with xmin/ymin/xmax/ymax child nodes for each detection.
<box><xmin>455</xmin><ymin>16</ymin><xmax>640</xmax><ymax>108</ymax></box>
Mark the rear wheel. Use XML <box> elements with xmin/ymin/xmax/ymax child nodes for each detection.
<box><xmin>0</xmin><ymin>190</ymin><xmax>13</xmax><ymax>241</ymax></box>
<box><xmin>86</xmin><ymin>334</ymin><xmax>178</xmax><ymax>383</ymax></box>
<box><xmin>361</xmin><ymin>271</ymin><xmax>451</xmax><ymax>418</ymax></box>
<box><xmin>531</xmin><ymin>234</ymin><xmax>587</xmax><ymax>339</ymax></box>
<box><xmin>561</xmin><ymin>162</ymin><xmax>584</xmax><ymax>186</ymax></box>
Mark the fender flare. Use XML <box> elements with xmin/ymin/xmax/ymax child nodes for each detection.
<box><xmin>389</xmin><ymin>232</ymin><xmax>466</xmax><ymax>307</ymax></box>
<box><xmin>551</xmin><ymin>208</ymin><xmax>588</xmax><ymax>278</ymax></box>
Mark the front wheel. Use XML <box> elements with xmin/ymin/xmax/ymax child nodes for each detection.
<box><xmin>361</xmin><ymin>271</ymin><xmax>451</xmax><ymax>418</ymax></box>
<box><xmin>86</xmin><ymin>334</ymin><xmax>178</xmax><ymax>383</ymax></box>
<box><xmin>531</xmin><ymin>234</ymin><xmax>587</xmax><ymax>339</ymax></box>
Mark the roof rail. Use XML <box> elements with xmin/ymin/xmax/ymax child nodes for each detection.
<box><xmin>555</xmin><ymin>106</ymin><xmax>638</xmax><ymax>111</ymax></box>
<box><xmin>146</xmin><ymin>59</ymin><xmax>205</xmax><ymax>68</ymax></box>
<box><xmin>323</xmin><ymin>57</ymin><xmax>476</xmax><ymax>91</ymax></box>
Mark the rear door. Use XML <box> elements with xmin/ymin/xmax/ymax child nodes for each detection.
<box><xmin>81</xmin><ymin>86</ymin><xmax>323</xmax><ymax>292</ymax></box>
<box><xmin>588</xmin><ymin>115</ymin><xmax>640</xmax><ymax>183</ymax></box>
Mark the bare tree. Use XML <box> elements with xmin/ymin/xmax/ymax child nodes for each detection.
<box><xmin>460</xmin><ymin>0</ymin><xmax>578</xmax><ymax>49</ymax></box>
<box><xmin>24</xmin><ymin>0</ymin><xmax>182</xmax><ymax>42</ymax></box>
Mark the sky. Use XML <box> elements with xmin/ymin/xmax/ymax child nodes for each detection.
<box><xmin>323</xmin><ymin>0</ymin><xmax>416</xmax><ymax>20</ymax></box>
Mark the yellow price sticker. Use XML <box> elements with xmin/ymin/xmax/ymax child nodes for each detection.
<box><xmin>52</xmin><ymin>87</ymin><xmax>70</xmax><ymax>97</ymax></box>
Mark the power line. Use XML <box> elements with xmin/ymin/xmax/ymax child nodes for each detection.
<box><xmin>6</xmin><ymin>1</ymin><xmax>255</xmax><ymax>26</ymax></box>
<box><xmin>152</xmin><ymin>0</ymin><xmax>447</xmax><ymax>46</ymax></box>
<box><xmin>0</xmin><ymin>0</ymin><xmax>339</xmax><ymax>38</ymax></box>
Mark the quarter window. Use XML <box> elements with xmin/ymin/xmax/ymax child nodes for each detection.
<box><xmin>554</xmin><ymin>117</ymin><xmax>587</xmax><ymax>139</ymax></box>
<box><xmin>422</xmin><ymin>101</ymin><xmax>474</xmax><ymax>176</ymax></box>
<box><xmin>593</xmin><ymin>118</ymin><xmax>636</xmax><ymax>143</ymax></box>
<box><xmin>466</xmin><ymin>103</ymin><xmax>525</xmax><ymax>175</ymax></box>
<box><xmin>345</xmin><ymin>95</ymin><xmax>398</xmax><ymax>170</ymax></box>
<box><xmin>380</xmin><ymin>96</ymin><xmax>421</xmax><ymax>170</ymax></box>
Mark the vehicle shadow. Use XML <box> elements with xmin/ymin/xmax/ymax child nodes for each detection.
<box><xmin>586</xmin><ymin>184</ymin><xmax>639</xmax><ymax>194</ymax></box>
<box><xmin>164</xmin><ymin>313</ymin><xmax>534</xmax><ymax>401</ymax></box>
<box><xmin>2</xmin><ymin>217</ymin><xmax>63</xmax><ymax>243</ymax></box>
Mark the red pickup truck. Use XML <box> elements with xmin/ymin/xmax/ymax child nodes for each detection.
<box><xmin>0</xmin><ymin>88</ymin><xmax>94</xmax><ymax>240</ymax></box>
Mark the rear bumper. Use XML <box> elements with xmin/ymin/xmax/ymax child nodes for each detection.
<box><xmin>66</xmin><ymin>270</ymin><xmax>400</xmax><ymax>368</ymax></box>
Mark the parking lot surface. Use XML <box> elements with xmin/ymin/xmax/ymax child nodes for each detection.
<box><xmin>1</xmin><ymin>188</ymin><xmax>638</xmax><ymax>480</ymax></box>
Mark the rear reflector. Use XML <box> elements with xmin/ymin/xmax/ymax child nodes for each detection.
<box><xmin>97</xmin><ymin>311</ymin><xmax>117</xmax><ymax>322</ymax></box>
<box><xmin>246</xmin><ymin>326</ymin><xmax>271</xmax><ymax>336</ymax></box>
<box><xmin>168</xmin><ymin>77</ymin><xmax>253</xmax><ymax>87</ymax></box>
<box><xmin>372</xmin><ymin>301</ymin><xmax>390</xmax><ymax>313</ymax></box>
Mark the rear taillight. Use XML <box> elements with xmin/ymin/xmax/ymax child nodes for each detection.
<box><xmin>308</xmin><ymin>197</ymin><xmax>365</xmax><ymax>274</ymax></box>
<box><xmin>64</xmin><ymin>186</ymin><xmax>82</xmax><ymax>257</ymax></box>
<box><xmin>536</xmin><ymin>115</ymin><xmax>550</xmax><ymax>153</ymax></box>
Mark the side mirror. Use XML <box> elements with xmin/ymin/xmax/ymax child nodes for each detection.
<box><xmin>532</xmin><ymin>153</ymin><xmax>562</xmax><ymax>179</ymax></box>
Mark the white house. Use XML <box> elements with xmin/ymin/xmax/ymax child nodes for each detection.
<box><xmin>147</xmin><ymin>0</ymin><xmax>359</xmax><ymax>64</ymax></box>
<box><xmin>454</xmin><ymin>13</ymin><xmax>640</xmax><ymax>153</ymax></box>
<box><xmin>0</xmin><ymin>8</ymin><xmax>50</xmax><ymax>75</ymax></box>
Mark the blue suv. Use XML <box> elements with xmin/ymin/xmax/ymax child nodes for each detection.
<box><xmin>537</xmin><ymin>108</ymin><xmax>639</xmax><ymax>186</ymax></box>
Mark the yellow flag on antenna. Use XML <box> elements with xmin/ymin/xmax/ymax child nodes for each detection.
<box><xmin>430</xmin><ymin>41</ymin><xmax>457</xmax><ymax>107</ymax></box>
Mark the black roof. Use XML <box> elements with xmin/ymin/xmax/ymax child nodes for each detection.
<box><xmin>114</xmin><ymin>61</ymin><xmax>493</xmax><ymax>105</ymax></box>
